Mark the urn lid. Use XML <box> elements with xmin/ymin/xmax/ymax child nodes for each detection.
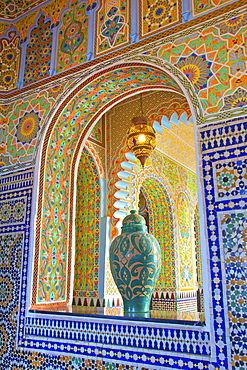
<box><xmin>121</xmin><ymin>210</ymin><xmax>147</xmax><ymax>233</ymax></box>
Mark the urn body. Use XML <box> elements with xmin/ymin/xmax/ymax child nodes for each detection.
<box><xmin>110</xmin><ymin>211</ymin><xmax>161</xmax><ymax>313</ymax></box>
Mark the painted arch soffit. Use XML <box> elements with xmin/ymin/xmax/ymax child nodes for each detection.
<box><xmin>33</xmin><ymin>61</ymin><xmax>201</xmax><ymax>304</ymax></box>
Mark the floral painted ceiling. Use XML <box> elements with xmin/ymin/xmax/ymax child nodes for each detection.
<box><xmin>0</xmin><ymin>0</ymin><xmax>49</xmax><ymax>20</ymax></box>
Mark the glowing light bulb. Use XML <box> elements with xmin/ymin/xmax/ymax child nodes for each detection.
<box><xmin>138</xmin><ymin>134</ymin><xmax>146</xmax><ymax>143</ymax></box>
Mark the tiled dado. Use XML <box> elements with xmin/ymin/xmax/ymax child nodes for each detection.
<box><xmin>24</xmin><ymin>317</ymin><xmax>211</xmax><ymax>356</ymax></box>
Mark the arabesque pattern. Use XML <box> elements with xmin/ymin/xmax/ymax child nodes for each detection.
<box><xmin>56</xmin><ymin>0</ymin><xmax>88</xmax><ymax>72</ymax></box>
<box><xmin>95</xmin><ymin>0</ymin><xmax>130</xmax><ymax>56</ymax></box>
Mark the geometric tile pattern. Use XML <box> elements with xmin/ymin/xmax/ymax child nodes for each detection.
<box><xmin>6</xmin><ymin>113</ymin><xmax>244</xmax><ymax>369</ymax></box>
<box><xmin>0</xmin><ymin>80</ymin><xmax>75</xmax><ymax>169</ymax></box>
<box><xmin>105</xmin><ymin>259</ymin><xmax>119</xmax><ymax>296</ymax></box>
<box><xmin>151</xmin><ymin>296</ymin><xmax>177</xmax><ymax>311</ymax></box>
<box><xmin>220</xmin><ymin>211</ymin><xmax>247</xmax><ymax>369</ymax></box>
<box><xmin>200</xmin><ymin>117</ymin><xmax>247</xmax><ymax>370</ymax></box>
<box><xmin>194</xmin><ymin>206</ymin><xmax>203</xmax><ymax>290</ymax></box>
<box><xmin>0</xmin><ymin>171</ymin><xmax>33</xmax><ymax>369</ymax></box>
<box><xmin>177</xmin><ymin>192</ymin><xmax>194</xmax><ymax>290</ymax></box>
<box><xmin>141</xmin><ymin>177</ymin><xmax>176</xmax><ymax>291</ymax></box>
<box><xmin>214</xmin><ymin>157</ymin><xmax>247</xmax><ymax>200</ymax></box>
<box><xmin>0</xmin><ymin>196</ymin><xmax>27</xmax><ymax>226</ymax></box>
<box><xmin>1</xmin><ymin>4</ymin><xmax>247</xmax><ymax>370</ymax></box>
<box><xmin>24</xmin><ymin>316</ymin><xmax>211</xmax><ymax>357</ymax></box>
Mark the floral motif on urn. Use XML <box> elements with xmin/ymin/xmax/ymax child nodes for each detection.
<box><xmin>110</xmin><ymin>210</ymin><xmax>161</xmax><ymax>314</ymax></box>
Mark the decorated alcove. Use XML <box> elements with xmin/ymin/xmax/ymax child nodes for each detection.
<box><xmin>30</xmin><ymin>58</ymin><xmax>205</xmax><ymax>319</ymax></box>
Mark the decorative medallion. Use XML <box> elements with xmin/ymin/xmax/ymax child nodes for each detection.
<box><xmin>16</xmin><ymin>111</ymin><xmax>41</xmax><ymax>143</ymax></box>
<box><xmin>218</xmin><ymin>171</ymin><xmax>234</xmax><ymax>189</ymax></box>
<box><xmin>145</xmin><ymin>0</ymin><xmax>174</xmax><ymax>26</ymax></box>
<box><xmin>140</xmin><ymin>0</ymin><xmax>180</xmax><ymax>39</ymax></box>
<box><xmin>176</xmin><ymin>54</ymin><xmax>212</xmax><ymax>92</ymax></box>
<box><xmin>0</xmin><ymin>203</ymin><xmax>11</xmax><ymax>222</ymax></box>
<box><xmin>0</xmin><ymin>70</ymin><xmax>15</xmax><ymax>89</ymax></box>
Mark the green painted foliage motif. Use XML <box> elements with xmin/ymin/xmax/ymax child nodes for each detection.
<box><xmin>110</xmin><ymin>233</ymin><xmax>161</xmax><ymax>300</ymax></box>
<box><xmin>96</xmin><ymin>0</ymin><xmax>130</xmax><ymax>56</ymax></box>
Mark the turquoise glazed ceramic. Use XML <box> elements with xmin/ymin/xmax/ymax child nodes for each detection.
<box><xmin>110</xmin><ymin>210</ymin><xmax>161</xmax><ymax>313</ymax></box>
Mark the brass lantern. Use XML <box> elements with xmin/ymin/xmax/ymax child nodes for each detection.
<box><xmin>127</xmin><ymin>116</ymin><xmax>156</xmax><ymax>167</ymax></box>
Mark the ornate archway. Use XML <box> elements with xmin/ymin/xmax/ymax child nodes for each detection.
<box><xmin>31</xmin><ymin>58</ymin><xmax>202</xmax><ymax>307</ymax></box>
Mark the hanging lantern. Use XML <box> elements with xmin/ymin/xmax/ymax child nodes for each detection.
<box><xmin>127</xmin><ymin>116</ymin><xmax>156</xmax><ymax>167</ymax></box>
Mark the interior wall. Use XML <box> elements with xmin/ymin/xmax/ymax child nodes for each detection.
<box><xmin>0</xmin><ymin>1</ymin><xmax>247</xmax><ymax>369</ymax></box>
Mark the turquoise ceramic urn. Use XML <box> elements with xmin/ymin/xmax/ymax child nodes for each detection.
<box><xmin>110</xmin><ymin>210</ymin><xmax>161</xmax><ymax>314</ymax></box>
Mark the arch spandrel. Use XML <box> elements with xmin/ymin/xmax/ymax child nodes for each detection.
<box><xmin>33</xmin><ymin>61</ymin><xmax>202</xmax><ymax>306</ymax></box>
